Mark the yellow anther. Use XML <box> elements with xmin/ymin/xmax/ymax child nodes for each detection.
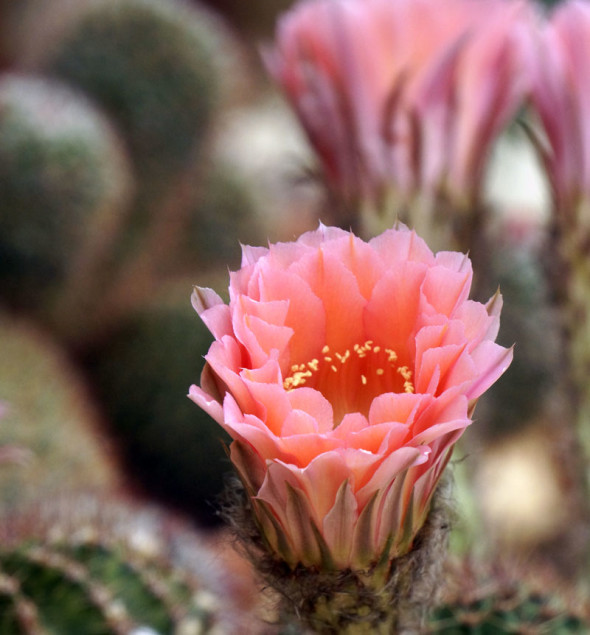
<box><xmin>385</xmin><ymin>348</ymin><xmax>398</xmax><ymax>363</ymax></box>
<box><xmin>335</xmin><ymin>350</ymin><xmax>350</xmax><ymax>363</ymax></box>
<box><xmin>284</xmin><ymin>341</ymin><xmax>414</xmax><ymax>395</ymax></box>
<box><xmin>397</xmin><ymin>366</ymin><xmax>412</xmax><ymax>381</ymax></box>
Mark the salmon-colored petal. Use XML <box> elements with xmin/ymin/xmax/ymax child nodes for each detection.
<box><xmin>421</xmin><ymin>264</ymin><xmax>473</xmax><ymax>317</ymax></box>
<box><xmin>467</xmin><ymin>340</ymin><xmax>514</xmax><ymax>400</ymax></box>
<box><xmin>333</xmin><ymin>412</ymin><xmax>370</xmax><ymax>439</ymax></box>
<box><xmin>280</xmin><ymin>433</ymin><xmax>341</xmax><ymax>467</ymax></box>
<box><xmin>259</xmin><ymin>453</ymin><xmax>350</xmax><ymax>525</ymax></box>
<box><xmin>191</xmin><ymin>286</ymin><xmax>224</xmax><ymax>315</ymax></box>
<box><xmin>455</xmin><ymin>299</ymin><xmax>498</xmax><ymax>349</ymax></box>
<box><xmin>347</xmin><ymin>422</ymin><xmax>410</xmax><ymax>454</ymax></box>
<box><xmin>370</xmin><ymin>226</ymin><xmax>435</xmax><ymax>267</ymax></box>
<box><xmin>281</xmin><ymin>409</ymin><xmax>319</xmax><ymax>436</ymax></box>
<box><xmin>368</xmin><ymin>392</ymin><xmax>424</xmax><ymax>427</ymax></box>
<box><xmin>257</xmin><ymin>268</ymin><xmax>326</xmax><ymax>364</ymax></box>
<box><xmin>290</xmin><ymin>248</ymin><xmax>367</xmax><ymax>352</ymax></box>
<box><xmin>323</xmin><ymin>231</ymin><xmax>385</xmax><ymax>300</ymax></box>
<box><xmin>356</xmin><ymin>446</ymin><xmax>427</xmax><ymax>508</ymax></box>
<box><xmin>188</xmin><ymin>384</ymin><xmax>224</xmax><ymax>425</ymax></box>
<box><xmin>322</xmin><ymin>480</ymin><xmax>358</xmax><ymax>567</ymax></box>
<box><xmin>241</xmin><ymin>243</ymin><xmax>269</xmax><ymax>267</ymax></box>
<box><xmin>365</xmin><ymin>262</ymin><xmax>427</xmax><ymax>357</ymax></box>
<box><xmin>288</xmin><ymin>387</ymin><xmax>334</xmax><ymax>433</ymax></box>
<box><xmin>241</xmin><ymin>375</ymin><xmax>292</xmax><ymax>436</ymax></box>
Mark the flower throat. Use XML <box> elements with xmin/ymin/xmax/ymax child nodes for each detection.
<box><xmin>283</xmin><ymin>339</ymin><xmax>414</xmax><ymax>420</ymax></box>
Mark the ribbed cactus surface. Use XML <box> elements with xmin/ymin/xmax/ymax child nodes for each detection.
<box><xmin>0</xmin><ymin>542</ymin><xmax>218</xmax><ymax>633</ymax></box>
<box><xmin>428</xmin><ymin>562</ymin><xmax>589</xmax><ymax>634</ymax></box>
<box><xmin>0</xmin><ymin>495</ymin><xmax>245</xmax><ymax>634</ymax></box>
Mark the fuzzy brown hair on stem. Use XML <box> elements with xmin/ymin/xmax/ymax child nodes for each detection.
<box><xmin>220</xmin><ymin>473</ymin><xmax>453</xmax><ymax>634</ymax></box>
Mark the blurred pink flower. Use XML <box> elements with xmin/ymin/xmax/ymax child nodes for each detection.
<box><xmin>266</xmin><ymin>0</ymin><xmax>533</xmax><ymax>215</ymax></box>
<box><xmin>529</xmin><ymin>0</ymin><xmax>590</xmax><ymax>213</ymax></box>
<box><xmin>190</xmin><ymin>225</ymin><xmax>512</xmax><ymax>568</ymax></box>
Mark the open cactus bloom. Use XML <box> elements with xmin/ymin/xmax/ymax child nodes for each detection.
<box><xmin>189</xmin><ymin>225</ymin><xmax>512</xmax><ymax>569</ymax></box>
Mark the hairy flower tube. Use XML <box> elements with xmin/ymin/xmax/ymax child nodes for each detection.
<box><xmin>266</xmin><ymin>0</ymin><xmax>532</xmax><ymax>217</ymax></box>
<box><xmin>190</xmin><ymin>225</ymin><xmax>512</xmax><ymax>570</ymax></box>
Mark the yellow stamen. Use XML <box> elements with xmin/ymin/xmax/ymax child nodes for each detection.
<box><xmin>282</xmin><ymin>342</ymin><xmax>415</xmax><ymax>394</ymax></box>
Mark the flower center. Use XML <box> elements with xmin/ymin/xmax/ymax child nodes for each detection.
<box><xmin>283</xmin><ymin>340</ymin><xmax>414</xmax><ymax>421</ymax></box>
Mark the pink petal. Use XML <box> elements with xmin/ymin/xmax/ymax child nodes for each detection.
<box><xmin>188</xmin><ymin>384</ymin><xmax>224</xmax><ymax>425</ymax></box>
<box><xmin>290</xmin><ymin>248</ymin><xmax>367</xmax><ymax>352</ymax></box>
<box><xmin>322</xmin><ymin>480</ymin><xmax>358</xmax><ymax>567</ymax></box>
<box><xmin>365</xmin><ymin>261</ymin><xmax>427</xmax><ymax>358</ymax></box>
<box><xmin>288</xmin><ymin>387</ymin><xmax>334</xmax><ymax>433</ymax></box>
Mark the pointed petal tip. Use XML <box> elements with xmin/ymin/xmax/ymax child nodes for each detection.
<box><xmin>191</xmin><ymin>286</ymin><xmax>223</xmax><ymax>315</ymax></box>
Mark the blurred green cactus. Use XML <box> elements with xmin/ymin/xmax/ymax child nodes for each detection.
<box><xmin>0</xmin><ymin>74</ymin><xmax>132</xmax><ymax>314</ymax></box>
<box><xmin>474</xmin><ymin>221</ymin><xmax>557</xmax><ymax>441</ymax></box>
<box><xmin>40</xmin><ymin>0</ymin><xmax>221</xmax><ymax>196</ymax></box>
<box><xmin>1</xmin><ymin>0</ymin><xmax>262</xmax><ymax>349</ymax></box>
<box><xmin>178</xmin><ymin>160</ymin><xmax>262</xmax><ymax>273</ymax></box>
<box><xmin>428</xmin><ymin>561</ymin><xmax>589</xmax><ymax>633</ymax></box>
<box><xmin>0</xmin><ymin>314</ymin><xmax>120</xmax><ymax>510</ymax></box>
<box><xmin>84</xmin><ymin>296</ymin><xmax>232</xmax><ymax>527</ymax></box>
<box><xmin>0</xmin><ymin>495</ymin><xmax>242</xmax><ymax>634</ymax></box>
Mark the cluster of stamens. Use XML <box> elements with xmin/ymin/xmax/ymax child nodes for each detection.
<box><xmin>283</xmin><ymin>340</ymin><xmax>414</xmax><ymax>394</ymax></box>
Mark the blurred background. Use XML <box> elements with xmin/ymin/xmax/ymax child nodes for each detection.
<box><xmin>0</xmin><ymin>0</ymin><xmax>587</xmax><ymax>631</ymax></box>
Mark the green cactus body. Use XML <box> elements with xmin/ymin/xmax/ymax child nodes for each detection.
<box><xmin>42</xmin><ymin>0</ymin><xmax>220</xmax><ymax>197</ymax></box>
<box><xmin>83</xmin><ymin>298</ymin><xmax>232</xmax><ymax>527</ymax></box>
<box><xmin>429</xmin><ymin>563</ymin><xmax>590</xmax><ymax>634</ymax></box>
<box><xmin>0</xmin><ymin>315</ymin><xmax>120</xmax><ymax>510</ymax></box>
<box><xmin>180</xmin><ymin>161</ymin><xmax>262</xmax><ymax>273</ymax></box>
<box><xmin>0</xmin><ymin>498</ymin><xmax>229</xmax><ymax>634</ymax></box>
<box><xmin>0</xmin><ymin>75</ymin><xmax>131</xmax><ymax>314</ymax></box>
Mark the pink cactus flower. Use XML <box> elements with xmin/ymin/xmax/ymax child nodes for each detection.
<box><xmin>529</xmin><ymin>0</ymin><xmax>590</xmax><ymax>214</ymax></box>
<box><xmin>266</xmin><ymin>0</ymin><xmax>533</xmax><ymax>215</ymax></box>
<box><xmin>190</xmin><ymin>225</ymin><xmax>512</xmax><ymax>568</ymax></box>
